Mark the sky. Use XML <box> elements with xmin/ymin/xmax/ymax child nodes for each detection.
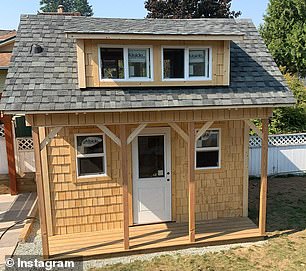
<box><xmin>0</xmin><ymin>0</ymin><xmax>269</xmax><ymax>30</ymax></box>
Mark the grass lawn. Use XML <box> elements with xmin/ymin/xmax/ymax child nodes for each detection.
<box><xmin>92</xmin><ymin>176</ymin><xmax>306</xmax><ymax>271</ymax></box>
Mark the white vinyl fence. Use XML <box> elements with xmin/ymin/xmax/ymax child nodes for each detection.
<box><xmin>249</xmin><ymin>133</ymin><xmax>306</xmax><ymax>177</ymax></box>
<box><xmin>0</xmin><ymin>124</ymin><xmax>35</xmax><ymax>175</ymax></box>
<box><xmin>15</xmin><ymin>137</ymin><xmax>35</xmax><ymax>174</ymax></box>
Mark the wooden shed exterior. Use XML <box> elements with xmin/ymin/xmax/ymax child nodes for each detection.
<box><xmin>0</xmin><ymin>15</ymin><xmax>295</xmax><ymax>259</ymax></box>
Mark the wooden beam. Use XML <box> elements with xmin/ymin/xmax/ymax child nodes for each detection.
<box><xmin>3</xmin><ymin>116</ymin><xmax>17</xmax><ymax>195</ymax></box>
<box><xmin>168</xmin><ymin>122</ymin><xmax>189</xmax><ymax>142</ymax></box>
<box><xmin>76</xmin><ymin>39</ymin><xmax>86</xmax><ymax>89</ymax></box>
<box><xmin>40</xmin><ymin>126</ymin><xmax>62</xmax><ymax>151</ymax></box>
<box><xmin>32</xmin><ymin>127</ymin><xmax>50</xmax><ymax>258</ymax></box>
<box><xmin>120</xmin><ymin>125</ymin><xmax>129</xmax><ymax>250</ymax></box>
<box><xmin>196</xmin><ymin>121</ymin><xmax>214</xmax><ymax>141</ymax></box>
<box><xmin>188</xmin><ymin>122</ymin><xmax>196</xmax><ymax>243</ymax></box>
<box><xmin>39</xmin><ymin>127</ymin><xmax>54</xmax><ymax>236</ymax></box>
<box><xmin>97</xmin><ymin>124</ymin><xmax>121</xmax><ymax>146</ymax></box>
<box><xmin>19</xmin><ymin>197</ymin><xmax>38</xmax><ymax>242</ymax></box>
<box><xmin>127</xmin><ymin>123</ymin><xmax>147</xmax><ymax>145</ymax></box>
<box><xmin>243</xmin><ymin>123</ymin><xmax>250</xmax><ymax>217</ymax></box>
<box><xmin>259</xmin><ymin>119</ymin><xmax>269</xmax><ymax>235</ymax></box>
<box><xmin>244</xmin><ymin>120</ymin><xmax>263</xmax><ymax>139</ymax></box>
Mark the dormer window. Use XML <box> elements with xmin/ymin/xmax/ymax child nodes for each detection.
<box><xmin>99</xmin><ymin>45</ymin><xmax>153</xmax><ymax>81</ymax></box>
<box><xmin>162</xmin><ymin>47</ymin><xmax>212</xmax><ymax>81</ymax></box>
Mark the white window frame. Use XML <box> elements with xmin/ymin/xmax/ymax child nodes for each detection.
<box><xmin>75</xmin><ymin>133</ymin><xmax>107</xmax><ymax>178</ymax></box>
<box><xmin>195</xmin><ymin>128</ymin><xmax>221</xmax><ymax>170</ymax></box>
<box><xmin>161</xmin><ymin>46</ymin><xmax>212</xmax><ymax>81</ymax></box>
<box><xmin>98</xmin><ymin>44</ymin><xmax>154</xmax><ymax>82</ymax></box>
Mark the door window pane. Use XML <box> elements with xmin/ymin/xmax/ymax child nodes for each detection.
<box><xmin>128</xmin><ymin>49</ymin><xmax>149</xmax><ymax>78</ymax></box>
<box><xmin>78</xmin><ymin>157</ymin><xmax>105</xmax><ymax>176</ymax></box>
<box><xmin>189</xmin><ymin>49</ymin><xmax>207</xmax><ymax>77</ymax></box>
<box><xmin>101</xmin><ymin>48</ymin><xmax>124</xmax><ymax>79</ymax></box>
<box><xmin>138</xmin><ymin>135</ymin><xmax>165</xmax><ymax>178</ymax></box>
<box><xmin>163</xmin><ymin>49</ymin><xmax>185</xmax><ymax>79</ymax></box>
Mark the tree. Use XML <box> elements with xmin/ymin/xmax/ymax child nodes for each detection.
<box><xmin>270</xmin><ymin>73</ymin><xmax>306</xmax><ymax>134</ymax></box>
<box><xmin>260</xmin><ymin>0</ymin><xmax>306</xmax><ymax>77</ymax></box>
<box><xmin>145</xmin><ymin>0</ymin><xmax>241</xmax><ymax>19</ymax></box>
<box><xmin>40</xmin><ymin>0</ymin><xmax>93</xmax><ymax>16</ymax></box>
<box><xmin>253</xmin><ymin>73</ymin><xmax>306</xmax><ymax>134</ymax></box>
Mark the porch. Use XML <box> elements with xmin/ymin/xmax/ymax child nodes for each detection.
<box><xmin>48</xmin><ymin>217</ymin><xmax>263</xmax><ymax>259</ymax></box>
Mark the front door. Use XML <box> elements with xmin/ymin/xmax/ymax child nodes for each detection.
<box><xmin>132</xmin><ymin>127</ymin><xmax>171</xmax><ymax>224</ymax></box>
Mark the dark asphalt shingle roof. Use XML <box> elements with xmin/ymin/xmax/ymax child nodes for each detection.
<box><xmin>0</xmin><ymin>15</ymin><xmax>295</xmax><ymax>113</ymax></box>
<box><xmin>66</xmin><ymin>17</ymin><xmax>243</xmax><ymax>36</ymax></box>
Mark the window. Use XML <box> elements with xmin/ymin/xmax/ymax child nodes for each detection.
<box><xmin>100</xmin><ymin>46</ymin><xmax>152</xmax><ymax>80</ymax></box>
<box><xmin>163</xmin><ymin>49</ymin><xmax>185</xmax><ymax>79</ymax></box>
<box><xmin>101</xmin><ymin>48</ymin><xmax>124</xmax><ymax>79</ymax></box>
<box><xmin>75</xmin><ymin>134</ymin><xmax>106</xmax><ymax>177</ymax></box>
<box><xmin>162</xmin><ymin>47</ymin><xmax>211</xmax><ymax>80</ymax></box>
<box><xmin>128</xmin><ymin>49</ymin><xmax>150</xmax><ymax>78</ymax></box>
<box><xmin>189</xmin><ymin>49</ymin><xmax>209</xmax><ymax>78</ymax></box>
<box><xmin>196</xmin><ymin>129</ymin><xmax>220</xmax><ymax>169</ymax></box>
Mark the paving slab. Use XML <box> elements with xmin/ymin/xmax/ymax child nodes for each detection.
<box><xmin>0</xmin><ymin>193</ymin><xmax>36</xmax><ymax>265</ymax></box>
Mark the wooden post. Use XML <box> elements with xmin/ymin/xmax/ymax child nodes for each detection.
<box><xmin>259</xmin><ymin>119</ymin><xmax>269</xmax><ymax>235</ymax></box>
<box><xmin>3</xmin><ymin>115</ymin><xmax>17</xmax><ymax>195</ymax></box>
<box><xmin>188</xmin><ymin>122</ymin><xmax>196</xmax><ymax>243</ymax></box>
<box><xmin>120</xmin><ymin>125</ymin><xmax>129</xmax><ymax>250</ymax></box>
<box><xmin>243</xmin><ymin>122</ymin><xmax>250</xmax><ymax>217</ymax></box>
<box><xmin>32</xmin><ymin>127</ymin><xmax>50</xmax><ymax>258</ymax></box>
<box><xmin>39</xmin><ymin>127</ymin><xmax>53</xmax><ymax>236</ymax></box>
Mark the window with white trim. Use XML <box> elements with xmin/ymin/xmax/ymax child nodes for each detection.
<box><xmin>162</xmin><ymin>47</ymin><xmax>211</xmax><ymax>80</ymax></box>
<box><xmin>75</xmin><ymin>134</ymin><xmax>106</xmax><ymax>177</ymax></box>
<box><xmin>100</xmin><ymin>46</ymin><xmax>152</xmax><ymax>80</ymax></box>
<box><xmin>196</xmin><ymin>129</ymin><xmax>220</xmax><ymax>169</ymax></box>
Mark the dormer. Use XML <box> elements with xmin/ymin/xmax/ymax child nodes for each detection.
<box><xmin>67</xmin><ymin>18</ymin><xmax>244</xmax><ymax>89</ymax></box>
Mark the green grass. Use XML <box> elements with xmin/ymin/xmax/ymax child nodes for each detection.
<box><xmin>91</xmin><ymin>176</ymin><xmax>306</xmax><ymax>271</ymax></box>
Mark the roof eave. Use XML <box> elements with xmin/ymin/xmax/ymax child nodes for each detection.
<box><xmin>0</xmin><ymin>36</ymin><xmax>16</xmax><ymax>47</ymax></box>
<box><xmin>1</xmin><ymin>103</ymin><xmax>295</xmax><ymax>116</ymax></box>
<box><xmin>66</xmin><ymin>33</ymin><xmax>244</xmax><ymax>41</ymax></box>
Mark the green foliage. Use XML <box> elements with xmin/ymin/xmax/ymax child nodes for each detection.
<box><xmin>252</xmin><ymin>74</ymin><xmax>306</xmax><ymax>134</ymax></box>
<box><xmin>40</xmin><ymin>0</ymin><xmax>93</xmax><ymax>16</ymax></box>
<box><xmin>270</xmin><ymin>74</ymin><xmax>306</xmax><ymax>134</ymax></box>
<box><xmin>145</xmin><ymin>0</ymin><xmax>241</xmax><ymax>19</ymax></box>
<box><xmin>260</xmin><ymin>0</ymin><xmax>306</xmax><ymax>77</ymax></box>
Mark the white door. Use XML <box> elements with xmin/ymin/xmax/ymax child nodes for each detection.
<box><xmin>132</xmin><ymin>127</ymin><xmax>171</xmax><ymax>224</ymax></box>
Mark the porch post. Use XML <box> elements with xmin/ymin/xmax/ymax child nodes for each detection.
<box><xmin>3</xmin><ymin>115</ymin><xmax>17</xmax><ymax>195</ymax></box>
<box><xmin>188</xmin><ymin>122</ymin><xmax>196</xmax><ymax>243</ymax></box>
<box><xmin>259</xmin><ymin>119</ymin><xmax>269</xmax><ymax>235</ymax></box>
<box><xmin>120</xmin><ymin>124</ymin><xmax>129</xmax><ymax>250</ymax></box>
<box><xmin>32</xmin><ymin>127</ymin><xmax>50</xmax><ymax>258</ymax></box>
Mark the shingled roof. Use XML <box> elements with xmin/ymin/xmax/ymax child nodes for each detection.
<box><xmin>0</xmin><ymin>15</ymin><xmax>295</xmax><ymax>113</ymax></box>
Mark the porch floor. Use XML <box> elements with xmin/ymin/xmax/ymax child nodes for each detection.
<box><xmin>48</xmin><ymin>217</ymin><xmax>264</xmax><ymax>259</ymax></box>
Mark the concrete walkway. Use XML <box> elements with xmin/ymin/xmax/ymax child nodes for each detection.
<box><xmin>0</xmin><ymin>193</ymin><xmax>36</xmax><ymax>265</ymax></box>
